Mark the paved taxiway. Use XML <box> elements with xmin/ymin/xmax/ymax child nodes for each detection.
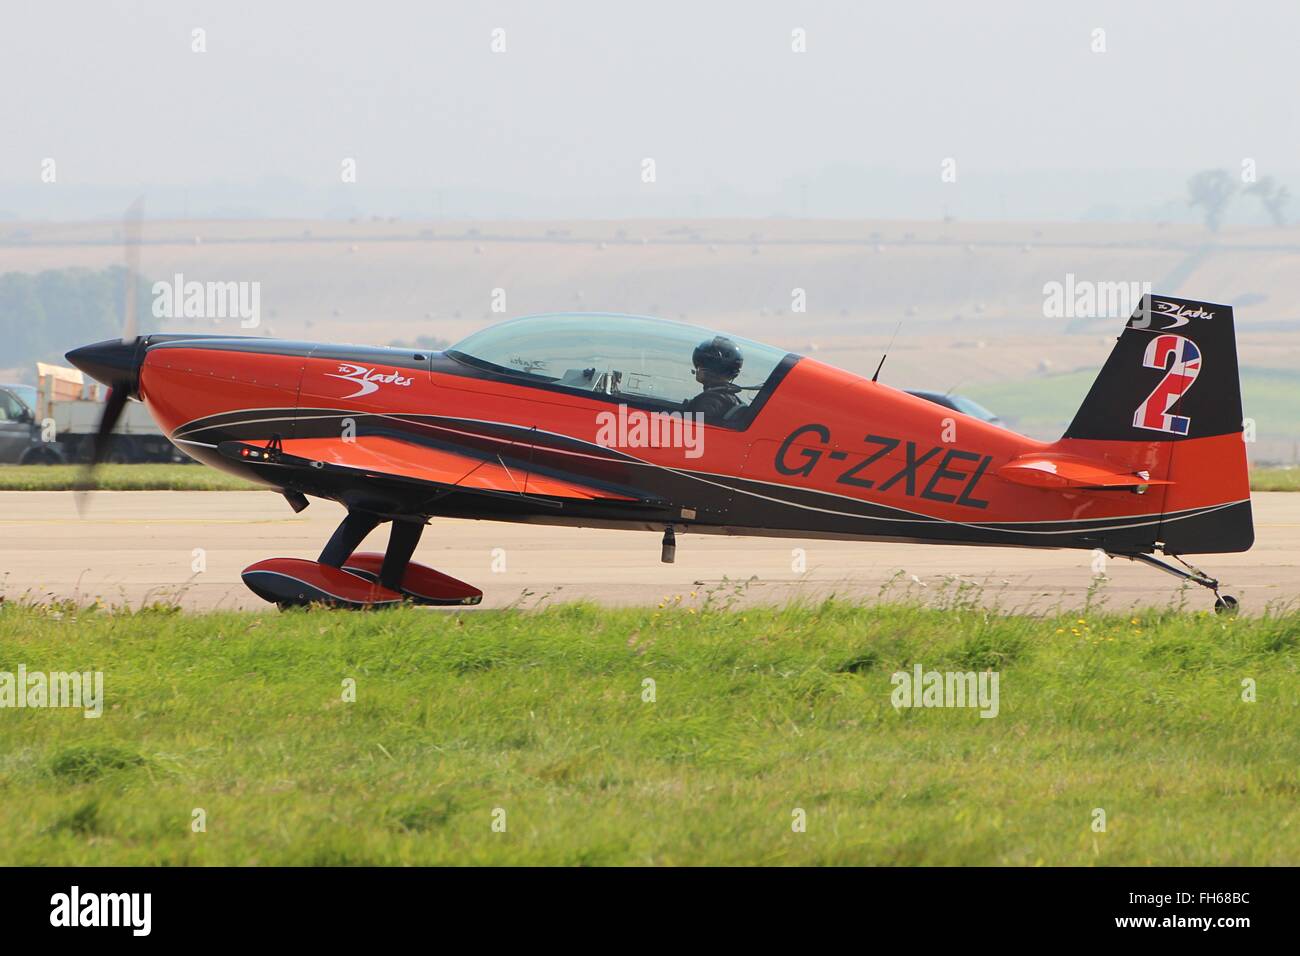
<box><xmin>2</xmin><ymin>491</ymin><xmax>1297</xmax><ymax>613</ymax></box>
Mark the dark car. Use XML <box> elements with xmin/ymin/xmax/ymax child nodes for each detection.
<box><xmin>0</xmin><ymin>384</ymin><xmax>66</xmax><ymax>464</ymax></box>
<box><xmin>904</xmin><ymin>389</ymin><xmax>1004</xmax><ymax>428</ymax></box>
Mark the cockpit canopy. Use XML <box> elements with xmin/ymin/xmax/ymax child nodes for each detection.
<box><xmin>447</xmin><ymin>314</ymin><xmax>794</xmax><ymax>427</ymax></box>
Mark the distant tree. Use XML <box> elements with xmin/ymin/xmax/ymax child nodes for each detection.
<box><xmin>1245</xmin><ymin>176</ymin><xmax>1292</xmax><ymax>227</ymax></box>
<box><xmin>1187</xmin><ymin>169</ymin><xmax>1237</xmax><ymax>232</ymax></box>
<box><xmin>0</xmin><ymin>272</ymin><xmax>47</xmax><ymax>367</ymax></box>
<box><xmin>0</xmin><ymin>266</ymin><xmax>148</xmax><ymax>373</ymax></box>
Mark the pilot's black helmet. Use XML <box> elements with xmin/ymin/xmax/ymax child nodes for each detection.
<box><xmin>692</xmin><ymin>336</ymin><xmax>743</xmax><ymax>378</ymax></box>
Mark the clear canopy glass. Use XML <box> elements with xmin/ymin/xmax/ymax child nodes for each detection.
<box><xmin>447</xmin><ymin>313</ymin><xmax>791</xmax><ymax>410</ymax></box>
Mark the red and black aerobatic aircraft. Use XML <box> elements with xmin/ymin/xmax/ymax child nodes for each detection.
<box><xmin>67</xmin><ymin>294</ymin><xmax>1252</xmax><ymax>611</ymax></box>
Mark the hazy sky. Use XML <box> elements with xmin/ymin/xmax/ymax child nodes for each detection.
<box><xmin>3</xmin><ymin>0</ymin><xmax>1297</xmax><ymax>219</ymax></box>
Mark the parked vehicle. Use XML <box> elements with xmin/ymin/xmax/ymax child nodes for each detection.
<box><xmin>0</xmin><ymin>363</ymin><xmax>184</xmax><ymax>464</ymax></box>
<box><xmin>0</xmin><ymin>383</ymin><xmax>62</xmax><ymax>464</ymax></box>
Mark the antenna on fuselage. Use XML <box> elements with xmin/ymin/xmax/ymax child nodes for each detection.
<box><xmin>871</xmin><ymin>315</ymin><xmax>906</xmax><ymax>383</ymax></box>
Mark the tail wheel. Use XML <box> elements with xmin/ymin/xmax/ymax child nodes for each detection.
<box><xmin>1214</xmin><ymin>594</ymin><xmax>1239</xmax><ymax>615</ymax></box>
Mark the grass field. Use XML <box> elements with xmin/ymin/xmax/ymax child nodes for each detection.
<box><xmin>0</xmin><ymin>464</ymin><xmax>258</xmax><ymax>491</ymax></box>
<box><xmin>1251</xmin><ymin>467</ymin><xmax>1300</xmax><ymax>492</ymax></box>
<box><xmin>1</xmin><ymin>463</ymin><xmax>1296</xmax><ymax>493</ymax></box>
<box><xmin>967</xmin><ymin>365</ymin><xmax>1300</xmax><ymax>445</ymax></box>
<box><xmin>0</xmin><ymin>597</ymin><xmax>1296</xmax><ymax>865</ymax></box>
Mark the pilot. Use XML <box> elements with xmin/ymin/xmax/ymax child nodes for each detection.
<box><xmin>685</xmin><ymin>336</ymin><xmax>744</xmax><ymax>420</ymax></box>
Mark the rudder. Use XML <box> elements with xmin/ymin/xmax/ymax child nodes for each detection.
<box><xmin>1064</xmin><ymin>294</ymin><xmax>1252</xmax><ymax>554</ymax></box>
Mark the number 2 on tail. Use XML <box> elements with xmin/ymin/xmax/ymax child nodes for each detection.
<box><xmin>1133</xmin><ymin>334</ymin><xmax>1201</xmax><ymax>435</ymax></box>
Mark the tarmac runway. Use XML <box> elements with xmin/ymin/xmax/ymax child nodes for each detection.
<box><xmin>2</xmin><ymin>491</ymin><xmax>1297</xmax><ymax>614</ymax></box>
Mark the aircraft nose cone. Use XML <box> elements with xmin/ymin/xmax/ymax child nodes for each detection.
<box><xmin>66</xmin><ymin>338</ymin><xmax>142</xmax><ymax>392</ymax></box>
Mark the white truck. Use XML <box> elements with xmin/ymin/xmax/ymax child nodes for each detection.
<box><xmin>0</xmin><ymin>362</ymin><xmax>182</xmax><ymax>464</ymax></box>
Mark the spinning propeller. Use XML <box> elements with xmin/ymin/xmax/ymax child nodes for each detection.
<box><xmin>65</xmin><ymin>197</ymin><xmax>146</xmax><ymax>509</ymax></box>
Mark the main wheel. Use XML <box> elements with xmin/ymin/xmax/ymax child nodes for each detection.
<box><xmin>1214</xmin><ymin>594</ymin><xmax>1239</xmax><ymax>615</ymax></box>
<box><xmin>19</xmin><ymin>446</ymin><xmax>65</xmax><ymax>466</ymax></box>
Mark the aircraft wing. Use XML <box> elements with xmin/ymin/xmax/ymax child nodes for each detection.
<box><xmin>217</xmin><ymin>436</ymin><xmax>651</xmax><ymax>509</ymax></box>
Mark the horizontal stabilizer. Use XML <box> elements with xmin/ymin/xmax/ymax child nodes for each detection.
<box><xmin>998</xmin><ymin>455</ymin><xmax>1172</xmax><ymax>490</ymax></box>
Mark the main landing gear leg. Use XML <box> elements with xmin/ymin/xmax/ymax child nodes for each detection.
<box><xmin>242</xmin><ymin>509</ymin><xmax>401</xmax><ymax>610</ymax></box>
<box><xmin>1116</xmin><ymin>552</ymin><xmax>1239</xmax><ymax>615</ymax></box>
<box><xmin>342</xmin><ymin>517</ymin><xmax>481</xmax><ymax>606</ymax></box>
<box><xmin>319</xmin><ymin>510</ymin><xmax>381</xmax><ymax>567</ymax></box>
<box><xmin>380</xmin><ymin>520</ymin><xmax>424</xmax><ymax>591</ymax></box>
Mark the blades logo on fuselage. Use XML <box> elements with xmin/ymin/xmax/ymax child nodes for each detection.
<box><xmin>324</xmin><ymin>363</ymin><xmax>415</xmax><ymax>399</ymax></box>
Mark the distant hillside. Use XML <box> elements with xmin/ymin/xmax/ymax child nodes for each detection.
<box><xmin>2</xmin><ymin>218</ymin><xmax>1296</xmax><ymax>462</ymax></box>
